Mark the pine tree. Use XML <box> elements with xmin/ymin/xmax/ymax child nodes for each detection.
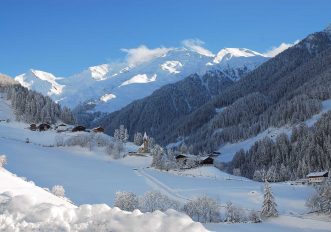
<box><xmin>133</xmin><ymin>132</ymin><xmax>143</xmax><ymax>145</ymax></box>
<box><xmin>261</xmin><ymin>180</ymin><xmax>278</xmax><ymax>218</ymax></box>
<box><xmin>114</xmin><ymin>129</ymin><xmax>120</xmax><ymax>141</ymax></box>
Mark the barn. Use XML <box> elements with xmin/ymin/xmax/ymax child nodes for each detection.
<box><xmin>29</xmin><ymin>124</ymin><xmax>37</xmax><ymax>131</ymax></box>
<box><xmin>200</xmin><ymin>156</ymin><xmax>214</xmax><ymax>165</ymax></box>
<box><xmin>92</xmin><ymin>127</ymin><xmax>104</xmax><ymax>133</ymax></box>
<box><xmin>307</xmin><ymin>171</ymin><xmax>329</xmax><ymax>183</ymax></box>
<box><xmin>175</xmin><ymin>154</ymin><xmax>188</xmax><ymax>160</ymax></box>
<box><xmin>72</xmin><ymin>125</ymin><xmax>86</xmax><ymax>132</ymax></box>
<box><xmin>38</xmin><ymin>123</ymin><xmax>51</xmax><ymax>131</ymax></box>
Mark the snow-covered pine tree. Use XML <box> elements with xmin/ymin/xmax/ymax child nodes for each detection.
<box><xmin>114</xmin><ymin>129</ymin><xmax>120</xmax><ymax>141</ymax></box>
<box><xmin>151</xmin><ymin>145</ymin><xmax>164</xmax><ymax>169</ymax></box>
<box><xmin>133</xmin><ymin>132</ymin><xmax>143</xmax><ymax>145</ymax></box>
<box><xmin>123</xmin><ymin>128</ymin><xmax>129</xmax><ymax>143</ymax></box>
<box><xmin>261</xmin><ymin>180</ymin><xmax>278</xmax><ymax>218</ymax></box>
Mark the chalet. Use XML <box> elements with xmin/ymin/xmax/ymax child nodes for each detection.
<box><xmin>200</xmin><ymin>156</ymin><xmax>214</xmax><ymax>165</ymax></box>
<box><xmin>72</xmin><ymin>125</ymin><xmax>86</xmax><ymax>132</ymax></box>
<box><xmin>175</xmin><ymin>154</ymin><xmax>188</xmax><ymax>160</ymax></box>
<box><xmin>176</xmin><ymin>154</ymin><xmax>188</xmax><ymax>164</ymax></box>
<box><xmin>307</xmin><ymin>171</ymin><xmax>329</xmax><ymax>183</ymax></box>
<box><xmin>56</xmin><ymin>124</ymin><xmax>67</xmax><ymax>132</ymax></box>
<box><xmin>92</xmin><ymin>127</ymin><xmax>104</xmax><ymax>133</ymax></box>
<box><xmin>29</xmin><ymin>124</ymin><xmax>37</xmax><ymax>131</ymax></box>
<box><xmin>38</xmin><ymin>123</ymin><xmax>51</xmax><ymax>131</ymax></box>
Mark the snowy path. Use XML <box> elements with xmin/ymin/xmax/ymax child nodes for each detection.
<box><xmin>135</xmin><ymin>168</ymin><xmax>191</xmax><ymax>203</ymax></box>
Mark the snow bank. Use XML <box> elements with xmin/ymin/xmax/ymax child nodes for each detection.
<box><xmin>0</xmin><ymin>193</ymin><xmax>207</xmax><ymax>232</ymax></box>
<box><xmin>0</xmin><ymin>169</ymin><xmax>73</xmax><ymax>208</ymax></box>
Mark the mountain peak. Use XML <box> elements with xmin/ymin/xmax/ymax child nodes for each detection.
<box><xmin>213</xmin><ymin>48</ymin><xmax>265</xmax><ymax>64</ymax></box>
<box><xmin>15</xmin><ymin>69</ymin><xmax>64</xmax><ymax>96</ymax></box>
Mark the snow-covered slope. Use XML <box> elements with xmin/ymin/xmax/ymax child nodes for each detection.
<box><xmin>15</xmin><ymin>47</ymin><xmax>268</xmax><ymax>113</ymax></box>
<box><xmin>0</xmin><ymin>169</ymin><xmax>206</xmax><ymax>232</ymax></box>
<box><xmin>15</xmin><ymin>69</ymin><xmax>65</xmax><ymax>96</ymax></box>
<box><xmin>0</xmin><ymin>168</ymin><xmax>74</xmax><ymax>207</ymax></box>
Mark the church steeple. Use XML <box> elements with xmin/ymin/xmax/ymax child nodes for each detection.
<box><xmin>143</xmin><ymin>132</ymin><xmax>149</xmax><ymax>153</ymax></box>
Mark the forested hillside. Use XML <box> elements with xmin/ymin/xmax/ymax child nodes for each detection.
<box><xmin>227</xmin><ymin>110</ymin><xmax>331</xmax><ymax>181</ymax></box>
<box><xmin>164</xmin><ymin>27</ymin><xmax>331</xmax><ymax>152</ymax></box>
<box><xmin>0</xmin><ymin>74</ymin><xmax>75</xmax><ymax>124</ymax></box>
<box><xmin>93</xmin><ymin>27</ymin><xmax>331</xmax><ymax>157</ymax></box>
<box><xmin>93</xmin><ymin>71</ymin><xmax>234</xmax><ymax>140</ymax></box>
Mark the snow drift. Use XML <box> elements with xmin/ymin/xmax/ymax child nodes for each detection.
<box><xmin>0</xmin><ymin>168</ymin><xmax>207</xmax><ymax>232</ymax></box>
<box><xmin>0</xmin><ymin>193</ymin><xmax>207</xmax><ymax>232</ymax></box>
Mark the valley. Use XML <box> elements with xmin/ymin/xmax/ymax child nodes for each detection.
<box><xmin>0</xmin><ymin>95</ymin><xmax>330</xmax><ymax>231</ymax></box>
<box><xmin>1</xmin><ymin>4</ymin><xmax>331</xmax><ymax>230</ymax></box>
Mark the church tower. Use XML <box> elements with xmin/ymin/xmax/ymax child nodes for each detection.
<box><xmin>143</xmin><ymin>132</ymin><xmax>149</xmax><ymax>153</ymax></box>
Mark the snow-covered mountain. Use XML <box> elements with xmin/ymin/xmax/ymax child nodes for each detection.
<box><xmin>15</xmin><ymin>47</ymin><xmax>268</xmax><ymax>113</ymax></box>
<box><xmin>15</xmin><ymin>69</ymin><xmax>65</xmax><ymax>96</ymax></box>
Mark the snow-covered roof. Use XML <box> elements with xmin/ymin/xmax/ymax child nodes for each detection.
<box><xmin>198</xmin><ymin>156</ymin><xmax>210</xmax><ymax>161</ymax></box>
<box><xmin>307</xmin><ymin>171</ymin><xmax>328</xmax><ymax>178</ymax></box>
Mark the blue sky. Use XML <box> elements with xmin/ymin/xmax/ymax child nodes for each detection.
<box><xmin>1</xmin><ymin>0</ymin><xmax>330</xmax><ymax>77</ymax></box>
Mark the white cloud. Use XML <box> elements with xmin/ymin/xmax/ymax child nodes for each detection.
<box><xmin>121</xmin><ymin>45</ymin><xmax>172</xmax><ymax>66</ymax></box>
<box><xmin>263</xmin><ymin>40</ymin><xmax>299</xmax><ymax>57</ymax></box>
<box><xmin>182</xmin><ymin>39</ymin><xmax>215</xmax><ymax>57</ymax></box>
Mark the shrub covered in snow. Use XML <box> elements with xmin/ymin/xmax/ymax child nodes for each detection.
<box><xmin>248</xmin><ymin>210</ymin><xmax>262</xmax><ymax>223</ymax></box>
<box><xmin>139</xmin><ymin>191</ymin><xmax>180</xmax><ymax>213</ymax></box>
<box><xmin>306</xmin><ymin>181</ymin><xmax>331</xmax><ymax>214</ymax></box>
<box><xmin>106</xmin><ymin>141</ymin><xmax>124</xmax><ymax>159</ymax></box>
<box><xmin>65</xmin><ymin>134</ymin><xmax>94</xmax><ymax>149</ymax></box>
<box><xmin>51</xmin><ymin>185</ymin><xmax>65</xmax><ymax>198</ymax></box>
<box><xmin>224</xmin><ymin>201</ymin><xmax>246</xmax><ymax>223</ymax></box>
<box><xmin>114</xmin><ymin>191</ymin><xmax>139</xmax><ymax>211</ymax></box>
<box><xmin>183</xmin><ymin>196</ymin><xmax>221</xmax><ymax>223</ymax></box>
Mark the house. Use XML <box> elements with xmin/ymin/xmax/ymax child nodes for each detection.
<box><xmin>92</xmin><ymin>127</ymin><xmax>104</xmax><ymax>133</ymax></box>
<box><xmin>56</xmin><ymin>124</ymin><xmax>67</xmax><ymax>132</ymax></box>
<box><xmin>175</xmin><ymin>154</ymin><xmax>188</xmax><ymax>160</ymax></box>
<box><xmin>307</xmin><ymin>171</ymin><xmax>329</xmax><ymax>183</ymax></box>
<box><xmin>38</xmin><ymin>123</ymin><xmax>51</xmax><ymax>131</ymax></box>
<box><xmin>175</xmin><ymin>154</ymin><xmax>188</xmax><ymax>164</ymax></box>
<box><xmin>72</xmin><ymin>125</ymin><xmax>86</xmax><ymax>132</ymax></box>
<box><xmin>200</xmin><ymin>156</ymin><xmax>214</xmax><ymax>165</ymax></box>
<box><xmin>29</xmin><ymin>124</ymin><xmax>37</xmax><ymax>131</ymax></box>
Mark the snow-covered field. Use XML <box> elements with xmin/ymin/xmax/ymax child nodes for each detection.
<box><xmin>1</xmin><ymin>98</ymin><xmax>330</xmax><ymax>231</ymax></box>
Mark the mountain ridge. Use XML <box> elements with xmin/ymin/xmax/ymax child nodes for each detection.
<box><xmin>14</xmin><ymin>47</ymin><xmax>269</xmax><ymax>113</ymax></box>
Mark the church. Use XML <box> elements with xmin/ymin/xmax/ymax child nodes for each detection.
<box><xmin>138</xmin><ymin>132</ymin><xmax>149</xmax><ymax>153</ymax></box>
